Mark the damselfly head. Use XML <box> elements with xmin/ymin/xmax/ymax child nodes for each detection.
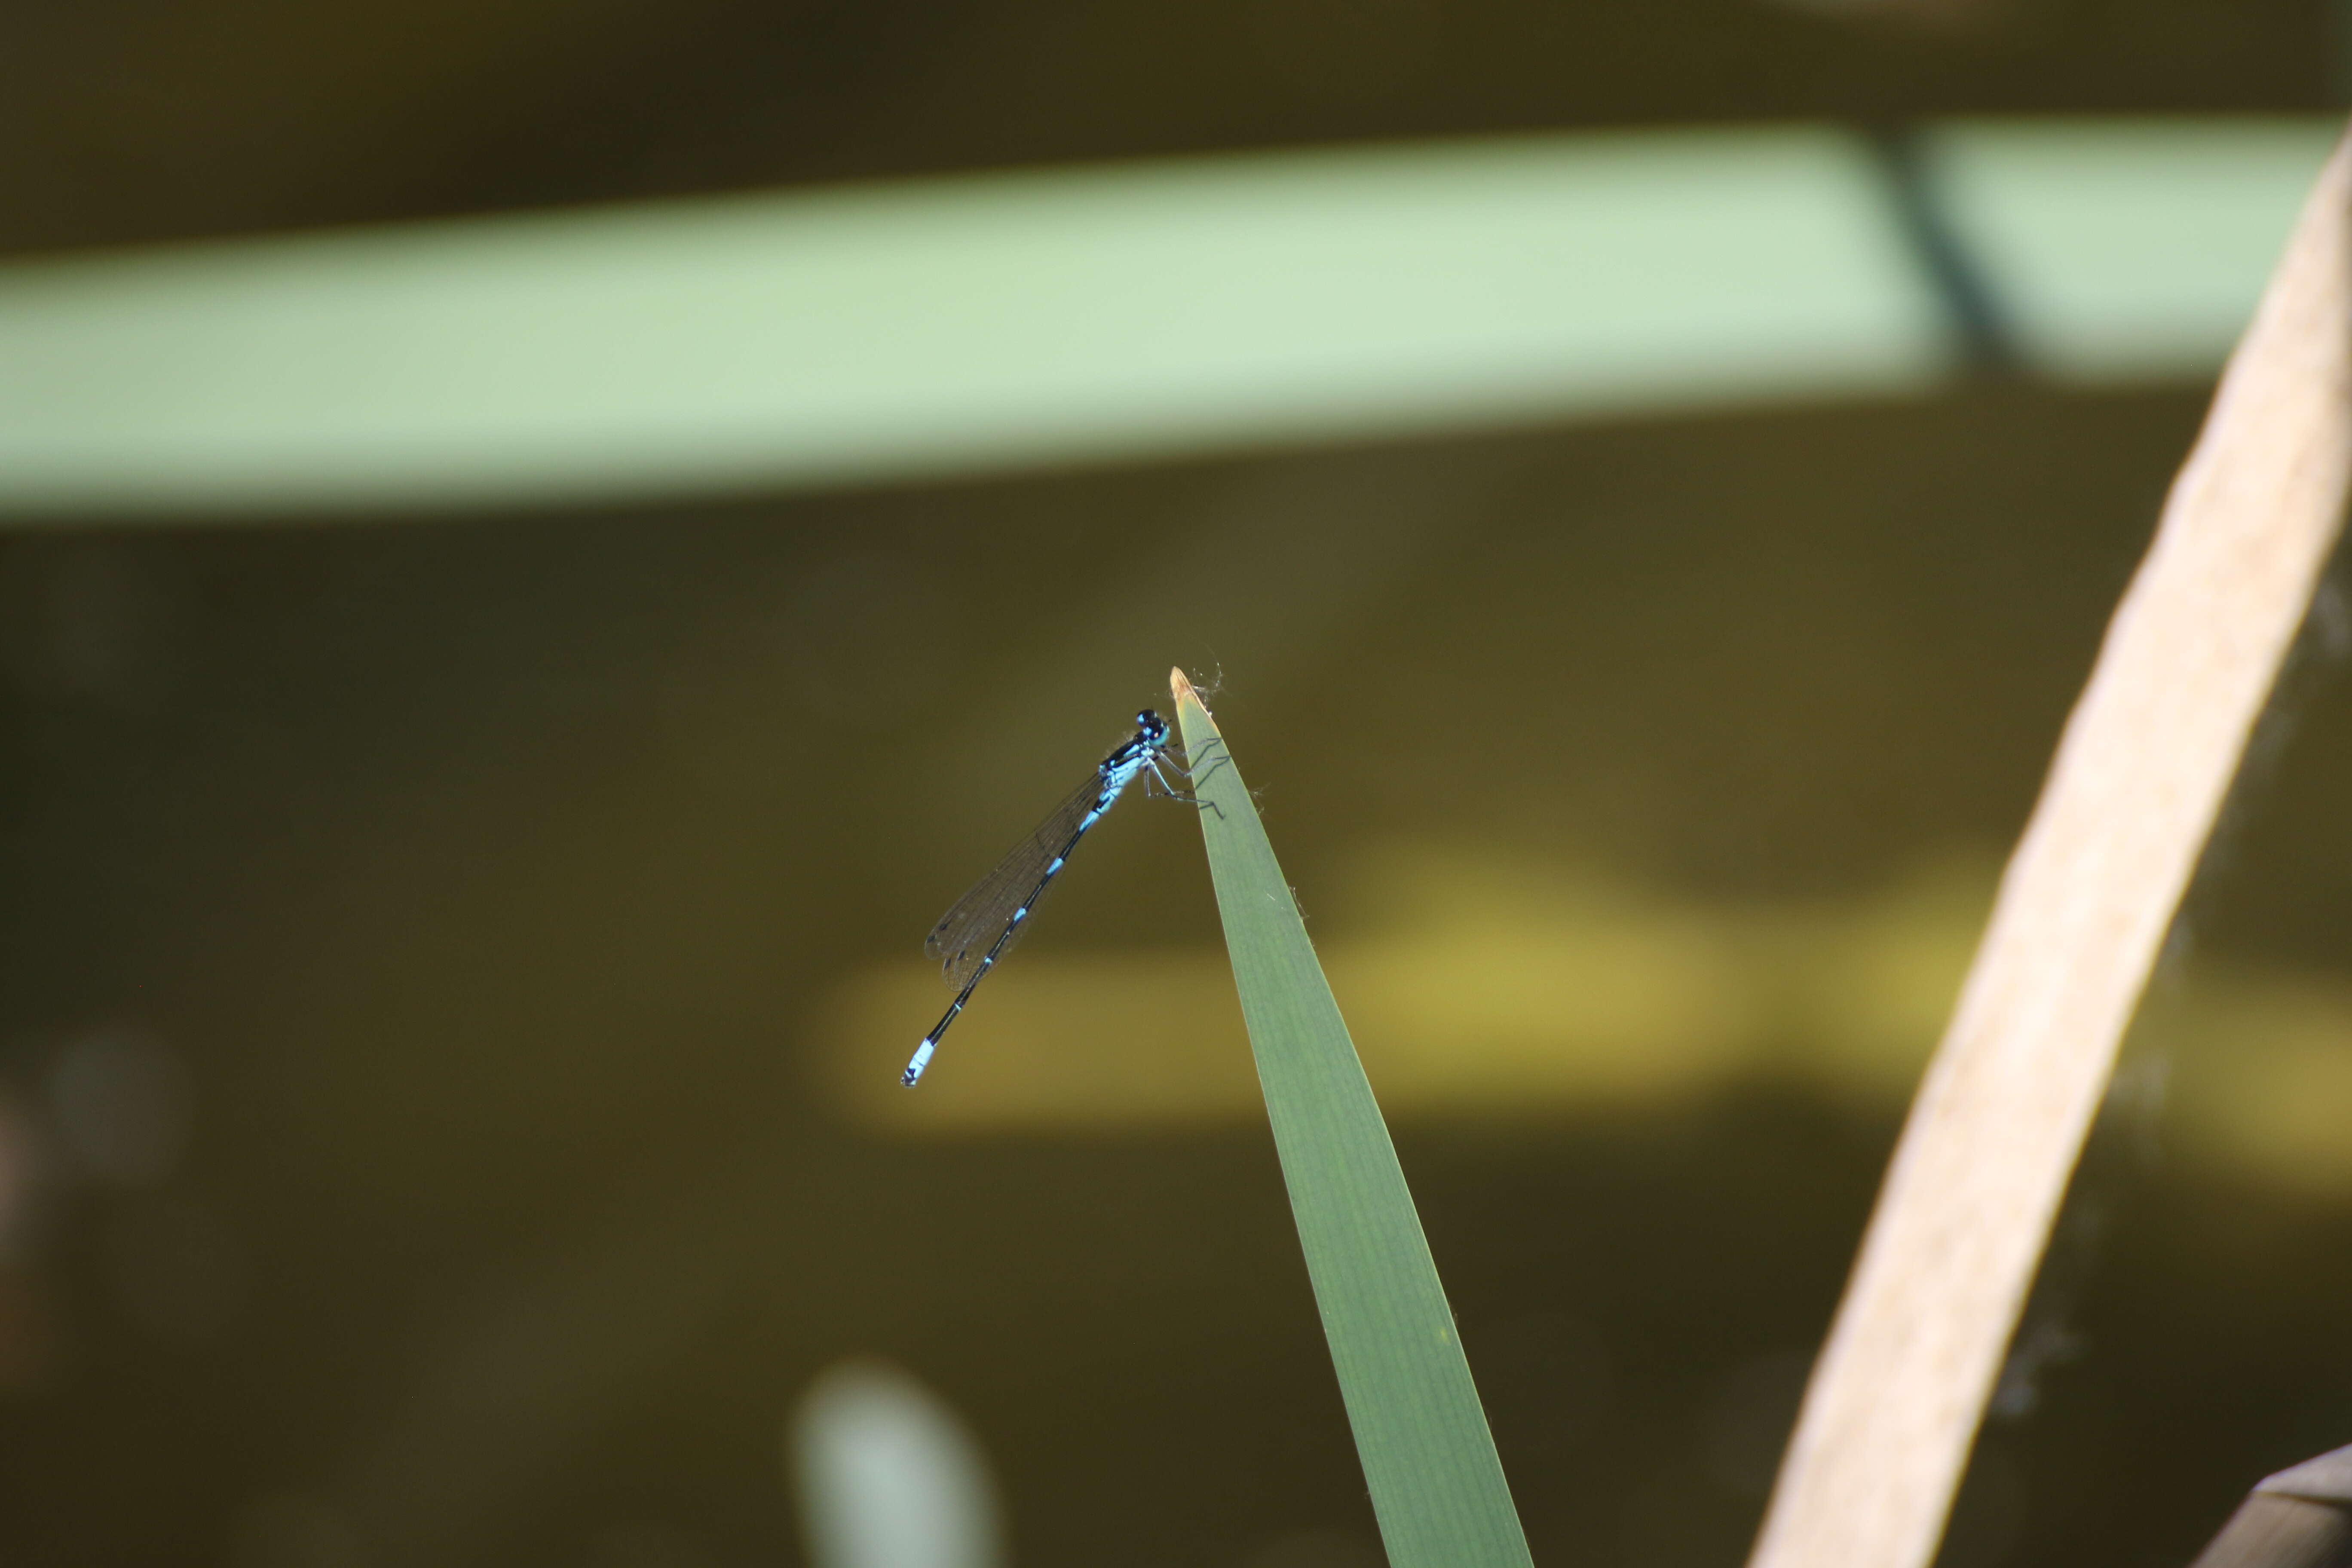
<box><xmin>1136</xmin><ymin>708</ymin><xmax>1168</xmax><ymax>744</ymax></box>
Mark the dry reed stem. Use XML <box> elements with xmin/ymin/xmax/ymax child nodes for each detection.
<box><xmin>2184</xmin><ymin>1444</ymin><xmax>2352</xmax><ymax>1568</ymax></box>
<box><xmin>1747</xmin><ymin>121</ymin><xmax>2352</xmax><ymax>1568</ymax></box>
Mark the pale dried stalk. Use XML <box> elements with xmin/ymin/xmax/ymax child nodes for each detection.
<box><xmin>1748</xmin><ymin>123</ymin><xmax>2352</xmax><ymax>1568</ymax></box>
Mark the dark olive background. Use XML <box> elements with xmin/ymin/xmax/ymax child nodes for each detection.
<box><xmin>4</xmin><ymin>3</ymin><xmax>2352</xmax><ymax>1566</ymax></box>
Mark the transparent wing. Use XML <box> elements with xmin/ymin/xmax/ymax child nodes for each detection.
<box><xmin>925</xmin><ymin>773</ymin><xmax>1104</xmax><ymax>988</ymax></box>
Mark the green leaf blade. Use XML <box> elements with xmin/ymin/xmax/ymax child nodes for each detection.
<box><xmin>1172</xmin><ymin>672</ymin><xmax>1533</xmax><ymax>1568</ymax></box>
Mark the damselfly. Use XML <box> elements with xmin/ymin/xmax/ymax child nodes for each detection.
<box><xmin>904</xmin><ymin>708</ymin><xmax>1200</xmax><ymax>1087</ymax></box>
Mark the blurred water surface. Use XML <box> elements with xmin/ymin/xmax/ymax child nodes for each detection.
<box><xmin>1</xmin><ymin>383</ymin><xmax>2349</xmax><ymax>1567</ymax></box>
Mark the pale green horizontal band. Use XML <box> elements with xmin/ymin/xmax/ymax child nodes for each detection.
<box><xmin>0</xmin><ymin>116</ymin><xmax>2335</xmax><ymax>520</ymax></box>
<box><xmin>1919</xmin><ymin>117</ymin><xmax>2342</xmax><ymax>379</ymax></box>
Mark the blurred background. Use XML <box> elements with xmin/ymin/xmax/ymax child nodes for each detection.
<box><xmin>4</xmin><ymin>1</ymin><xmax>2352</xmax><ymax>1566</ymax></box>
